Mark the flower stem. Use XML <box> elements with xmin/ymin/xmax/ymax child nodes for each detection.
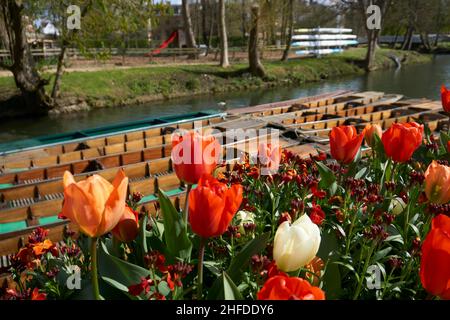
<box><xmin>90</xmin><ymin>237</ymin><xmax>100</xmax><ymax>300</ymax></box>
<box><xmin>197</xmin><ymin>237</ymin><xmax>207</xmax><ymax>300</ymax></box>
<box><xmin>183</xmin><ymin>184</ymin><xmax>193</xmax><ymax>224</ymax></box>
<box><xmin>353</xmin><ymin>242</ymin><xmax>376</xmax><ymax>300</ymax></box>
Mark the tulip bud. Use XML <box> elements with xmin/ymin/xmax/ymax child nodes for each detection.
<box><xmin>390</xmin><ymin>197</ymin><xmax>407</xmax><ymax>216</ymax></box>
<box><xmin>424</xmin><ymin>161</ymin><xmax>450</xmax><ymax>205</ymax></box>
<box><xmin>112</xmin><ymin>206</ymin><xmax>139</xmax><ymax>242</ymax></box>
<box><xmin>273</xmin><ymin>215</ymin><xmax>321</xmax><ymax>272</ymax></box>
<box><xmin>363</xmin><ymin>124</ymin><xmax>382</xmax><ymax>148</ymax></box>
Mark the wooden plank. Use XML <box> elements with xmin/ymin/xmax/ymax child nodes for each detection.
<box><xmin>156</xmin><ymin>174</ymin><xmax>180</xmax><ymax>191</ymax></box>
<box><xmin>129</xmin><ymin>178</ymin><xmax>155</xmax><ymax>196</ymax></box>
<box><xmin>46</xmin><ymin>164</ymin><xmax>71</xmax><ymax>179</ymax></box>
<box><xmin>37</xmin><ymin>180</ymin><xmax>64</xmax><ymax>197</ymax></box>
<box><xmin>126</xmin><ymin>131</ymin><xmax>144</xmax><ymax>142</ymax></box>
<box><xmin>17</xmin><ymin>170</ymin><xmax>45</xmax><ymax>184</ymax></box>
<box><xmin>81</xmin><ymin>148</ymin><xmax>101</xmax><ymax>159</ymax></box>
<box><xmin>33</xmin><ymin>156</ymin><xmax>58</xmax><ymax>168</ymax></box>
<box><xmin>1</xmin><ymin>185</ymin><xmax>36</xmax><ymax>202</ymax></box>
<box><xmin>143</xmin><ymin>147</ymin><xmax>164</xmax><ymax>161</ymax></box>
<box><xmin>104</xmin><ymin>144</ymin><xmax>125</xmax><ymax>155</ymax></box>
<box><xmin>149</xmin><ymin>158</ymin><xmax>171</xmax><ymax>175</ymax></box>
<box><xmin>106</xmin><ymin>135</ymin><xmax>125</xmax><ymax>145</ymax></box>
<box><xmin>0</xmin><ymin>207</ymin><xmax>28</xmax><ymax>223</ymax></box>
<box><xmin>145</xmin><ymin>136</ymin><xmax>164</xmax><ymax>147</ymax></box>
<box><xmin>123</xmin><ymin>163</ymin><xmax>147</xmax><ymax>179</ymax></box>
<box><xmin>121</xmin><ymin>151</ymin><xmax>143</xmax><ymax>166</ymax></box>
<box><xmin>125</xmin><ymin>140</ymin><xmax>145</xmax><ymax>152</ymax></box>
<box><xmin>30</xmin><ymin>200</ymin><xmax>62</xmax><ymax>218</ymax></box>
<box><xmin>58</xmin><ymin>151</ymin><xmax>82</xmax><ymax>164</ymax></box>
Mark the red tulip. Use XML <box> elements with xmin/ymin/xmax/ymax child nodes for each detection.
<box><xmin>381</xmin><ymin>122</ymin><xmax>424</xmax><ymax>163</ymax></box>
<box><xmin>420</xmin><ymin>214</ymin><xmax>450</xmax><ymax>300</ymax></box>
<box><xmin>329</xmin><ymin>126</ymin><xmax>364</xmax><ymax>164</ymax></box>
<box><xmin>441</xmin><ymin>85</ymin><xmax>450</xmax><ymax>113</ymax></box>
<box><xmin>447</xmin><ymin>141</ymin><xmax>450</xmax><ymax>154</ymax></box>
<box><xmin>112</xmin><ymin>206</ymin><xmax>139</xmax><ymax>242</ymax></box>
<box><xmin>189</xmin><ymin>174</ymin><xmax>243</xmax><ymax>238</ymax></box>
<box><xmin>171</xmin><ymin>131</ymin><xmax>220</xmax><ymax>185</ymax></box>
<box><xmin>31</xmin><ymin>288</ymin><xmax>46</xmax><ymax>300</ymax></box>
<box><xmin>257</xmin><ymin>275</ymin><xmax>325</xmax><ymax>300</ymax></box>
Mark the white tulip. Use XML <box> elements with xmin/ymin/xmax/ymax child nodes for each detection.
<box><xmin>390</xmin><ymin>197</ymin><xmax>406</xmax><ymax>216</ymax></box>
<box><xmin>273</xmin><ymin>214</ymin><xmax>321</xmax><ymax>272</ymax></box>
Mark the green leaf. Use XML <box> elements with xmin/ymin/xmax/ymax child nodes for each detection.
<box><xmin>317</xmin><ymin>229</ymin><xmax>342</xmax><ymax>299</ymax></box>
<box><xmin>227</xmin><ymin>232</ymin><xmax>270</xmax><ymax>282</ymax></box>
<box><xmin>372</xmin><ymin>247</ymin><xmax>392</xmax><ymax>262</ymax></box>
<box><xmin>209</xmin><ymin>272</ymin><xmax>244</xmax><ymax>300</ymax></box>
<box><xmin>316</xmin><ymin>161</ymin><xmax>336</xmax><ymax>189</ymax></box>
<box><xmin>207</xmin><ymin>233</ymin><xmax>269</xmax><ymax>299</ymax></box>
<box><xmin>158</xmin><ymin>189</ymin><xmax>192</xmax><ymax>260</ymax></box>
<box><xmin>222</xmin><ymin>272</ymin><xmax>244</xmax><ymax>300</ymax></box>
<box><xmin>135</xmin><ymin>213</ymin><xmax>148</xmax><ymax>265</ymax></box>
<box><xmin>98</xmin><ymin>241</ymin><xmax>151</xmax><ymax>292</ymax></box>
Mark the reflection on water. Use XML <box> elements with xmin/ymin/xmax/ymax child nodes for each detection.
<box><xmin>1</xmin><ymin>55</ymin><xmax>449</xmax><ymax>142</ymax></box>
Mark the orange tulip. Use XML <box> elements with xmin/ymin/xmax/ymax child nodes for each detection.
<box><xmin>424</xmin><ymin>161</ymin><xmax>450</xmax><ymax>205</ymax></box>
<box><xmin>363</xmin><ymin>124</ymin><xmax>382</xmax><ymax>148</ymax></box>
<box><xmin>189</xmin><ymin>174</ymin><xmax>243</xmax><ymax>238</ymax></box>
<box><xmin>62</xmin><ymin>170</ymin><xmax>128</xmax><ymax>237</ymax></box>
<box><xmin>112</xmin><ymin>206</ymin><xmax>139</xmax><ymax>242</ymax></box>
<box><xmin>171</xmin><ymin>131</ymin><xmax>220</xmax><ymax>185</ymax></box>
<box><xmin>381</xmin><ymin>122</ymin><xmax>424</xmax><ymax>163</ymax></box>
<box><xmin>257</xmin><ymin>275</ymin><xmax>325</xmax><ymax>300</ymax></box>
<box><xmin>441</xmin><ymin>85</ymin><xmax>450</xmax><ymax>113</ymax></box>
<box><xmin>329</xmin><ymin>126</ymin><xmax>364</xmax><ymax>164</ymax></box>
<box><xmin>420</xmin><ymin>214</ymin><xmax>450</xmax><ymax>300</ymax></box>
<box><xmin>258</xmin><ymin>143</ymin><xmax>282</xmax><ymax>174</ymax></box>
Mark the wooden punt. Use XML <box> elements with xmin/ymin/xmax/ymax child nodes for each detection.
<box><xmin>291</xmin><ymin>102</ymin><xmax>447</xmax><ymax>143</ymax></box>
<box><xmin>0</xmin><ymin>114</ymin><xmax>227</xmax><ymax>170</ymax></box>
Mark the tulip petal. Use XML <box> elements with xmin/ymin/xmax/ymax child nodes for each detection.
<box><xmin>62</xmin><ymin>183</ymin><xmax>102</xmax><ymax>237</ymax></box>
<box><xmin>189</xmin><ymin>186</ymin><xmax>226</xmax><ymax>238</ymax></box>
<box><xmin>100</xmin><ymin>170</ymin><xmax>129</xmax><ymax>235</ymax></box>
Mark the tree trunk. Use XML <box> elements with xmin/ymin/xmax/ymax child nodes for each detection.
<box><xmin>182</xmin><ymin>0</ymin><xmax>197</xmax><ymax>59</ymax></box>
<box><xmin>0</xmin><ymin>0</ymin><xmax>51</xmax><ymax>116</ymax></box>
<box><xmin>281</xmin><ymin>0</ymin><xmax>294</xmax><ymax>62</ymax></box>
<box><xmin>365</xmin><ymin>30</ymin><xmax>379</xmax><ymax>71</ymax></box>
<box><xmin>218</xmin><ymin>0</ymin><xmax>229</xmax><ymax>67</ymax></box>
<box><xmin>401</xmin><ymin>26</ymin><xmax>414</xmax><ymax>51</ymax></box>
<box><xmin>420</xmin><ymin>32</ymin><xmax>431</xmax><ymax>51</ymax></box>
<box><xmin>51</xmin><ymin>45</ymin><xmax>67</xmax><ymax>101</ymax></box>
<box><xmin>201</xmin><ymin>0</ymin><xmax>209</xmax><ymax>45</ymax></box>
<box><xmin>248</xmin><ymin>5</ymin><xmax>266</xmax><ymax>78</ymax></box>
<box><xmin>241</xmin><ymin>0</ymin><xmax>247</xmax><ymax>40</ymax></box>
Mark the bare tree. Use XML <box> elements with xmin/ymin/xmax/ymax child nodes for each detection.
<box><xmin>281</xmin><ymin>0</ymin><xmax>294</xmax><ymax>61</ymax></box>
<box><xmin>354</xmin><ymin>0</ymin><xmax>390</xmax><ymax>71</ymax></box>
<box><xmin>182</xmin><ymin>0</ymin><xmax>197</xmax><ymax>58</ymax></box>
<box><xmin>0</xmin><ymin>0</ymin><xmax>51</xmax><ymax>115</ymax></box>
<box><xmin>248</xmin><ymin>4</ymin><xmax>265</xmax><ymax>77</ymax></box>
<box><xmin>218</xmin><ymin>0</ymin><xmax>229</xmax><ymax>67</ymax></box>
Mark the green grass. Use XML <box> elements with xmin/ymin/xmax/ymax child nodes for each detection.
<box><xmin>0</xmin><ymin>48</ymin><xmax>432</xmax><ymax>109</ymax></box>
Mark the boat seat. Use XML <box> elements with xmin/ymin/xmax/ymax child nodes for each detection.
<box><xmin>43</xmin><ymin>193</ymin><xmax>64</xmax><ymax>201</ymax></box>
<box><xmin>8</xmin><ymin>198</ymin><xmax>35</xmax><ymax>208</ymax></box>
<box><xmin>126</xmin><ymin>131</ymin><xmax>144</xmax><ymax>142</ymax></box>
<box><xmin>82</xmin><ymin>147</ymin><xmax>102</xmax><ymax>159</ymax></box>
<box><xmin>31</xmin><ymin>199</ymin><xmax>62</xmax><ymax>218</ymax></box>
<box><xmin>33</xmin><ymin>156</ymin><xmax>58</xmax><ymax>168</ymax></box>
<box><xmin>104</xmin><ymin>144</ymin><xmax>125</xmax><ymax>155</ymax></box>
<box><xmin>129</xmin><ymin>177</ymin><xmax>155</xmax><ymax>196</ymax></box>
<box><xmin>58</xmin><ymin>151</ymin><xmax>82</xmax><ymax>164</ymax></box>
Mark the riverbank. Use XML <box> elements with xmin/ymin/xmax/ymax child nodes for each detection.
<box><xmin>0</xmin><ymin>48</ymin><xmax>431</xmax><ymax>115</ymax></box>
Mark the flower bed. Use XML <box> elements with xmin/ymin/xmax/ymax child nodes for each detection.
<box><xmin>1</xmin><ymin>96</ymin><xmax>450</xmax><ymax>301</ymax></box>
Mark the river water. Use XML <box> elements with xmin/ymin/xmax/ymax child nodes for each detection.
<box><xmin>1</xmin><ymin>54</ymin><xmax>449</xmax><ymax>143</ymax></box>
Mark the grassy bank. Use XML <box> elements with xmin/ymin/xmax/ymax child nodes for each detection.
<box><xmin>0</xmin><ymin>48</ymin><xmax>432</xmax><ymax>110</ymax></box>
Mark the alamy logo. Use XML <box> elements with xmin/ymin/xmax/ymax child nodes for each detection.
<box><xmin>66</xmin><ymin>265</ymin><xmax>82</xmax><ymax>290</ymax></box>
<box><xmin>366</xmin><ymin>265</ymin><xmax>382</xmax><ymax>290</ymax></box>
<box><xmin>366</xmin><ymin>5</ymin><xmax>381</xmax><ymax>30</ymax></box>
<box><xmin>67</xmin><ymin>5</ymin><xmax>81</xmax><ymax>30</ymax></box>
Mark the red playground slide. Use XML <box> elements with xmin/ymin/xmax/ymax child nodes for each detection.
<box><xmin>145</xmin><ymin>31</ymin><xmax>178</xmax><ymax>56</ymax></box>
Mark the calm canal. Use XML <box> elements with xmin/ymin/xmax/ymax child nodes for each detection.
<box><xmin>1</xmin><ymin>54</ymin><xmax>449</xmax><ymax>143</ymax></box>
